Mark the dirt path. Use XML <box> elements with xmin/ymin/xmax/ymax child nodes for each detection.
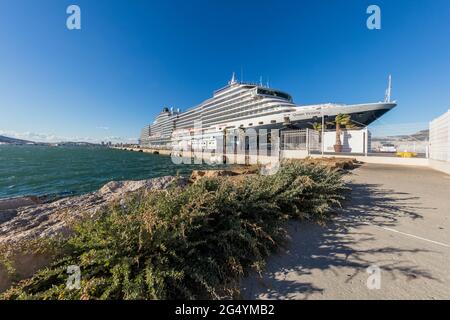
<box><xmin>241</xmin><ymin>163</ymin><xmax>450</xmax><ymax>299</ymax></box>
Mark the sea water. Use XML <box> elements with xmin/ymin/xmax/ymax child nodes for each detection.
<box><xmin>0</xmin><ymin>145</ymin><xmax>219</xmax><ymax>199</ymax></box>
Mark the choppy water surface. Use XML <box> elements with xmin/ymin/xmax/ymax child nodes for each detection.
<box><xmin>0</xmin><ymin>145</ymin><xmax>220</xmax><ymax>199</ymax></box>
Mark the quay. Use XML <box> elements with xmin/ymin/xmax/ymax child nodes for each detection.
<box><xmin>242</xmin><ymin>162</ymin><xmax>450</xmax><ymax>299</ymax></box>
<box><xmin>113</xmin><ymin>147</ymin><xmax>172</xmax><ymax>156</ymax></box>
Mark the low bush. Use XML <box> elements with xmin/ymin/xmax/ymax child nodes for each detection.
<box><xmin>1</xmin><ymin>162</ymin><xmax>347</xmax><ymax>300</ymax></box>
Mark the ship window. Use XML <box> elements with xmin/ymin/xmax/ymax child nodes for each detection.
<box><xmin>271</xmin><ymin>120</ymin><xmax>276</xmax><ymax>124</ymax></box>
<box><xmin>257</xmin><ymin>88</ymin><xmax>292</xmax><ymax>101</ymax></box>
<box><xmin>248</xmin><ymin>123</ymin><xmax>253</xmax><ymax>126</ymax></box>
<box><xmin>240</xmin><ymin>124</ymin><xmax>244</xmax><ymax>128</ymax></box>
<box><xmin>259</xmin><ymin>121</ymin><xmax>264</xmax><ymax>125</ymax></box>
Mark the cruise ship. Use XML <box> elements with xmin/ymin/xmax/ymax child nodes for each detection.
<box><xmin>139</xmin><ymin>74</ymin><xmax>396</xmax><ymax>149</ymax></box>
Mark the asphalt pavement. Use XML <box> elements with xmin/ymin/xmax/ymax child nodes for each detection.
<box><xmin>242</xmin><ymin>163</ymin><xmax>450</xmax><ymax>299</ymax></box>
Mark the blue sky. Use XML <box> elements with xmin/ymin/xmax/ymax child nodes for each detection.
<box><xmin>0</xmin><ymin>0</ymin><xmax>449</xmax><ymax>142</ymax></box>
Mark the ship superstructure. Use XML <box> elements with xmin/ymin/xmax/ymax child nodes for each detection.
<box><xmin>139</xmin><ymin>107</ymin><xmax>179</xmax><ymax>147</ymax></box>
<box><xmin>139</xmin><ymin>74</ymin><xmax>396</xmax><ymax>149</ymax></box>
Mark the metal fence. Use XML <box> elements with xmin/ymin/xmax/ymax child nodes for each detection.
<box><xmin>308</xmin><ymin>130</ymin><xmax>321</xmax><ymax>152</ymax></box>
<box><xmin>430</xmin><ymin>110</ymin><xmax>450</xmax><ymax>162</ymax></box>
<box><xmin>280</xmin><ymin>129</ymin><xmax>322</xmax><ymax>152</ymax></box>
<box><xmin>281</xmin><ymin>130</ymin><xmax>307</xmax><ymax>150</ymax></box>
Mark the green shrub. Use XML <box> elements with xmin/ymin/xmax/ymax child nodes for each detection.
<box><xmin>1</xmin><ymin>162</ymin><xmax>347</xmax><ymax>300</ymax></box>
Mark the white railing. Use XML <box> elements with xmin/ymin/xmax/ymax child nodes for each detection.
<box><xmin>430</xmin><ymin>110</ymin><xmax>450</xmax><ymax>162</ymax></box>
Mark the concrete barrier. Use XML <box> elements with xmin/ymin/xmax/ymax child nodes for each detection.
<box><xmin>429</xmin><ymin>159</ymin><xmax>450</xmax><ymax>175</ymax></box>
<box><xmin>281</xmin><ymin>150</ymin><xmax>309</xmax><ymax>159</ymax></box>
<box><xmin>310</xmin><ymin>154</ymin><xmax>430</xmax><ymax>167</ymax></box>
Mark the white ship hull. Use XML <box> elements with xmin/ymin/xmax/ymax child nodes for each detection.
<box><xmin>139</xmin><ymin>74</ymin><xmax>397</xmax><ymax>149</ymax></box>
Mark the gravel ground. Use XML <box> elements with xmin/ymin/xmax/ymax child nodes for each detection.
<box><xmin>241</xmin><ymin>163</ymin><xmax>450</xmax><ymax>299</ymax></box>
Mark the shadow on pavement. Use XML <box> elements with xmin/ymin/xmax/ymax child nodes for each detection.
<box><xmin>241</xmin><ymin>181</ymin><xmax>438</xmax><ymax>299</ymax></box>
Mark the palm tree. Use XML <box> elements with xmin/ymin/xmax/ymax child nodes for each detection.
<box><xmin>329</xmin><ymin>114</ymin><xmax>355</xmax><ymax>152</ymax></box>
<box><xmin>312</xmin><ymin>122</ymin><xmax>323</xmax><ymax>131</ymax></box>
<box><xmin>311</xmin><ymin>122</ymin><xmax>325</xmax><ymax>147</ymax></box>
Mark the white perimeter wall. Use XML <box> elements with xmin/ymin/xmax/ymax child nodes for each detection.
<box><xmin>323</xmin><ymin>129</ymin><xmax>368</xmax><ymax>154</ymax></box>
<box><xmin>430</xmin><ymin>110</ymin><xmax>450</xmax><ymax>162</ymax></box>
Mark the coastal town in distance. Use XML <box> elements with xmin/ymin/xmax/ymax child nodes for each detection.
<box><xmin>1</xmin><ymin>0</ymin><xmax>450</xmax><ymax>314</ymax></box>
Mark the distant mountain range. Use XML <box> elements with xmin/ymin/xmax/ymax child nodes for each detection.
<box><xmin>371</xmin><ymin>129</ymin><xmax>429</xmax><ymax>154</ymax></box>
<box><xmin>372</xmin><ymin>129</ymin><xmax>429</xmax><ymax>142</ymax></box>
<box><xmin>0</xmin><ymin>135</ymin><xmax>36</xmax><ymax>145</ymax></box>
<box><xmin>0</xmin><ymin>135</ymin><xmax>101</xmax><ymax>146</ymax></box>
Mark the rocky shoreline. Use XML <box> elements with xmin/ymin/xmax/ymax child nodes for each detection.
<box><xmin>0</xmin><ymin>175</ymin><xmax>188</xmax><ymax>292</ymax></box>
<box><xmin>0</xmin><ymin>176</ymin><xmax>183</xmax><ymax>246</ymax></box>
<box><xmin>0</xmin><ymin>168</ymin><xmax>256</xmax><ymax>292</ymax></box>
<box><xmin>0</xmin><ymin>158</ymin><xmax>358</xmax><ymax>246</ymax></box>
<box><xmin>0</xmin><ymin>158</ymin><xmax>357</xmax><ymax>293</ymax></box>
